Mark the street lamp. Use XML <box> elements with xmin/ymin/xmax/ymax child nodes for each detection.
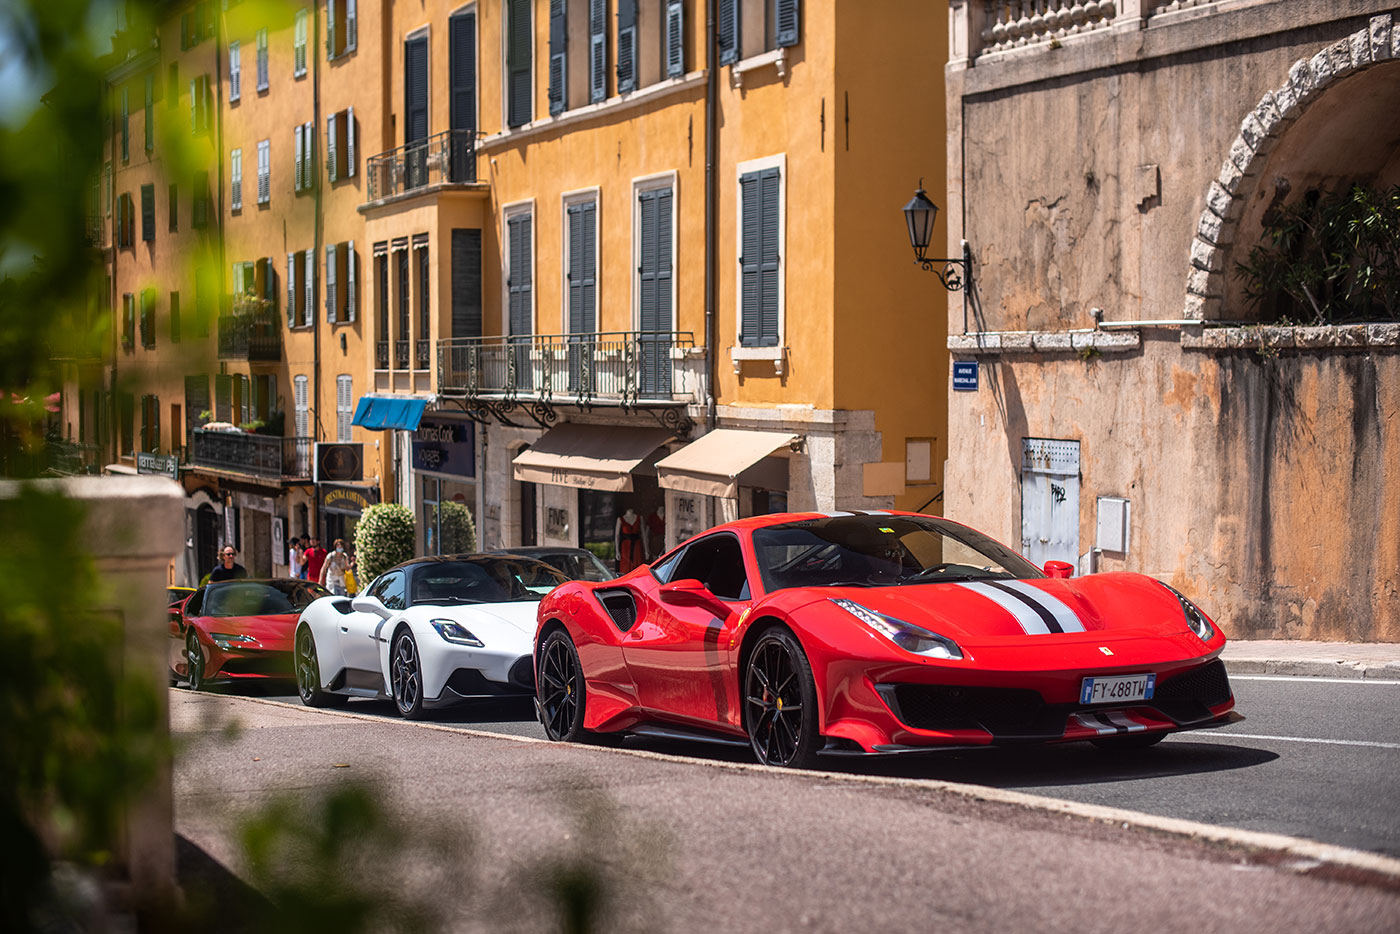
<box><xmin>902</xmin><ymin>181</ymin><xmax>973</xmax><ymax>295</ymax></box>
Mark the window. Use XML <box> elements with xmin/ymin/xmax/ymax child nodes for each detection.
<box><xmin>286</xmin><ymin>249</ymin><xmax>315</xmax><ymax>327</ymax></box>
<box><xmin>140</xmin><ymin>394</ymin><xmax>160</xmax><ymax>452</ymax></box>
<box><xmin>294</xmin><ymin>9</ymin><xmax>308</xmax><ymax>77</ymax></box>
<box><xmin>139</xmin><ymin>289</ymin><xmax>156</xmax><ymax>348</ymax></box>
<box><xmin>119</xmin><ymin>392</ymin><xmax>135</xmax><ymax>456</ymax></box>
<box><xmin>229</xmin><ymin>40</ymin><xmax>241</xmax><ymax>102</ymax></box>
<box><xmin>236</xmin><ymin>373</ymin><xmax>251</xmax><ymax>425</ymax></box>
<box><xmin>721</xmin><ymin>0</ymin><xmax>800</xmax><ymax>64</ymax></box>
<box><xmin>192</xmin><ymin>170</ymin><xmax>211</xmax><ymax>228</ymax></box>
<box><xmin>326</xmin><ymin>107</ymin><xmax>356</xmax><ymax>181</ymax></box>
<box><xmin>565</xmin><ymin>197</ymin><xmax>596</xmax><ymax>337</ymax></box>
<box><xmin>167</xmin><ymin>62</ymin><xmax>178</xmax><ymax>109</ymax></box>
<box><xmin>395</xmin><ymin>243</ymin><xmax>410</xmax><ymax>368</ymax></box>
<box><xmin>230</xmin><ymin>148</ymin><xmax>243</xmax><ymax>212</ymax></box>
<box><xmin>451</xmin><ymin>229</ymin><xmax>482</xmax><ymax>339</ymax></box>
<box><xmin>738</xmin><ymin>155</ymin><xmax>784</xmax><ymax>348</ymax></box>
<box><xmin>449</xmin><ymin>11</ymin><xmax>477</xmax><ymax>166</ymax></box>
<box><xmin>256</xmin><ymin>29</ymin><xmax>269</xmax><ymax>91</ymax></box>
<box><xmin>505</xmin><ymin>209</ymin><xmax>533</xmax><ymax>336</ymax></box>
<box><xmin>505</xmin><ymin>0</ymin><xmax>532</xmax><ymax>127</ymax></box>
<box><xmin>170</xmin><ymin>403</ymin><xmax>183</xmax><ymax>453</ymax></box>
<box><xmin>215</xmin><ymin>374</ymin><xmax>233</xmax><ymax>422</ymax></box>
<box><xmin>294</xmin><ymin>122</ymin><xmax>315</xmax><ymax>192</ymax></box>
<box><xmin>404</xmin><ymin>34</ymin><xmax>428</xmax><ymax>152</ymax></box>
<box><xmin>168</xmin><ymin>182</ymin><xmax>178</xmax><ymax>230</ymax></box>
<box><xmin>588</xmin><ymin>0</ymin><xmax>606</xmax><ymax>102</ymax></box>
<box><xmin>671</xmin><ymin>533</ymin><xmax>751</xmax><ymax>600</ymax></box>
<box><xmin>140</xmin><ymin>184</ymin><xmax>155</xmax><ymax>242</ymax></box>
<box><xmin>547</xmin><ymin>0</ymin><xmax>566</xmax><ymax>115</ymax></box>
<box><xmin>664</xmin><ymin>0</ymin><xmax>685</xmax><ymax>78</ymax></box>
<box><xmin>293</xmin><ymin>374</ymin><xmax>309</xmax><ymax>439</ymax></box>
<box><xmin>327</xmin><ymin>0</ymin><xmax>358</xmax><ymax>60</ymax></box>
<box><xmin>416</xmin><ymin>240</ymin><xmax>429</xmax><ymax>367</ymax></box>
<box><xmin>257</xmin><ymin>139</ymin><xmax>270</xmax><ymax>204</ymax></box>
<box><xmin>325</xmin><ymin>241</ymin><xmax>356</xmax><ymax>323</ymax></box>
<box><xmin>189</xmin><ymin>75</ymin><xmax>209</xmax><ymax>134</ymax></box>
<box><xmin>121</xmin><ymin>293</ymin><xmax>134</xmax><ymax>350</ymax></box>
<box><xmin>144</xmin><ymin>74</ymin><xmax>154</xmax><ymax>151</ymax></box>
<box><xmin>117</xmin><ymin>192</ymin><xmax>134</xmax><ymax>247</ymax></box>
<box><xmin>185</xmin><ymin>375</ymin><xmax>208</xmax><ymax>442</ymax></box>
<box><xmin>232</xmin><ymin>260</ymin><xmax>257</xmax><ymax>296</ymax></box>
<box><xmin>374</xmin><ymin>246</ymin><xmax>389</xmax><ymax>367</ymax></box>
<box><xmin>336</xmin><ymin>375</ymin><xmax>352</xmax><ymax>442</ymax></box>
<box><xmin>119</xmin><ymin>88</ymin><xmax>129</xmax><ymax>162</ymax></box>
<box><xmin>170</xmin><ymin>291</ymin><xmax>181</xmax><ymax>344</ymax></box>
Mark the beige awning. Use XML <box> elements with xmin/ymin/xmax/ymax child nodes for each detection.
<box><xmin>512</xmin><ymin>423</ymin><xmax>674</xmax><ymax>492</ymax></box>
<box><xmin>656</xmin><ymin>429</ymin><xmax>799</xmax><ymax>499</ymax></box>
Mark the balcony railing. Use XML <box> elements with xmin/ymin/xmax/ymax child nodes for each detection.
<box><xmin>416</xmin><ymin>339</ymin><xmax>431</xmax><ymax>370</ymax></box>
<box><xmin>376</xmin><ymin>340</ymin><xmax>390</xmax><ymax>370</ymax></box>
<box><xmin>217</xmin><ymin>313</ymin><xmax>282</xmax><ymax>361</ymax></box>
<box><xmin>365</xmin><ymin>129</ymin><xmax>478</xmax><ymax>203</ymax></box>
<box><xmin>978</xmin><ymin>1</ymin><xmax>1119</xmax><ymax>55</ymax></box>
<box><xmin>192</xmin><ymin>429</ymin><xmax>312</xmax><ymax>480</ymax></box>
<box><xmin>437</xmin><ymin>332</ymin><xmax>704</xmax><ymax>407</ymax></box>
<box><xmin>395</xmin><ymin>340</ymin><xmax>410</xmax><ymax>370</ymax></box>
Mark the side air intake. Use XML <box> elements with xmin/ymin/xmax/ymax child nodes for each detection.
<box><xmin>595</xmin><ymin>589</ymin><xmax>638</xmax><ymax>632</ymax></box>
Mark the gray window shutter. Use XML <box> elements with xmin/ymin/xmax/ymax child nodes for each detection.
<box><xmin>326</xmin><ymin>244</ymin><xmax>337</xmax><ymax>322</ymax></box>
<box><xmin>638</xmin><ymin>189</ymin><xmax>672</xmax><ymax>392</ymax></box>
<box><xmin>775</xmin><ymin>0</ymin><xmax>800</xmax><ymax>48</ymax></box>
<box><xmin>665</xmin><ymin>1</ymin><xmax>684</xmax><ymax>78</ymax></box>
<box><xmin>616</xmin><ymin>0</ymin><xmax>637</xmax><ymax>93</ymax></box>
<box><xmin>507</xmin><ymin>0</ymin><xmax>533</xmax><ymax>127</ymax></box>
<box><xmin>327</xmin><ymin>112</ymin><xmax>338</xmax><ymax>182</ymax></box>
<box><xmin>589</xmin><ymin>0</ymin><xmax>606</xmax><ymax>103</ymax></box>
<box><xmin>141</xmin><ymin>184</ymin><xmax>155</xmax><ymax>241</ymax></box>
<box><xmin>758</xmin><ymin>168</ymin><xmax>780</xmax><ymax>346</ymax></box>
<box><xmin>327</xmin><ymin>0</ymin><xmax>337</xmax><ymax>58</ymax></box>
<box><xmin>449</xmin><ymin>11</ymin><xmax>478</xmax><ymax>139</ymax></box>
<box><xmin>304</xmin><ymin>249</ymin><xmax>314</xmax><ymax>326</ymax></box>
<box><xmin>293</xmin><ymin>124</ymin><xmax>303</xmax><ymax>190</ymax></box>
<box><xmin>347</xmin><ymin>241</ymin><xmax>357</xmax><ymax>322</ymax></box>
<box><xmin>286</xmin><ymin>252</ymin><xmax>296</xmax><ymax>326</ymax></box>
<box><xmin>548</xmin><ymin>0</ymin><xmax>566</xmax><ymax>116</ymax></box>
<box><xmin>405</xmin><ymin>36</ymin><xmax>429</xmax><ymax>143</ymax></box>
<box><xmin>739</xmin><ymin>171</ymin><xmax>761</xmax><ymax>346</ymax></box>
<box><xmin>188</xmin><ymin>78</ymin><xmax>196</xmax><ymax>133</ymax></box>
<box><xmin>566</xmin><ymin>203</ymin><xmax>597</xmax><ymax>335</ymax></box>
<box><xmin>508</xmin><ymin>215</ymin><xmax>532</xmax><ymax>337</ymax></box>
<box><xmin>451</xmin><ymin>229</ymin><xmax>482</xmax><ymax>339</ymax></box>
<box><xmin>718</xmin><ymin>0</ymin><xmax>739</xmax><ymax>66</ymax></box>
<box><xmin>304</xmin><ymin>122</ymin><xmax>315</xmax><ymax>188</ymax></box>
<box><xmin>347</xmin><ymin>106</ymin><xmax>356</xmax><ymax>176</ymax></box>
<box><xmin>347</xmin><ymin>0</ymin><xmax>357</xmax><ymax>51</ymax></box>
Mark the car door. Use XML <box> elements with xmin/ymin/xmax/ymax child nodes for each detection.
<box><xmin>623</xmin><ymin>533</ymin><xmax>751</xmax><ymax>730</ymax></box>
<box><xmin>170</xmin><ymin>587</ymin><xmax>204</xmax><ymax>675</ymax></box>
<box><xmin>339</xmin><ymin>570</ymin><xmax>404</xmax><ymax>673</ymax></box>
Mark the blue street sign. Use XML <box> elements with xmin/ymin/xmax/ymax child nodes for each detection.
<box><xmin>952</xmin><ymin>360</ymin><xmax>979</xmax><ymax>391</ymax></box>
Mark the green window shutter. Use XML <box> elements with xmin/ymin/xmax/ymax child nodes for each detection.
<box><xmin>665</xmin><ymin>1</ymin><xmax>684</xmax><ymax>78</ymax></box>
<box><xmin>120</xmin><ymin>88</ymin><xmax>129</xmax><ymax>161</ymax></box>
<box><xmin>616</xmin><ymin>0</ymin><xmax>637</xmax><ymax>94</ymax></box>
<box><xmin>588</xmin><ymin>0</ymin><xmax>606</xmax><ymax>103</ymax></box>
<box><xmin>775</xmin><ymin>0</ymin><xmax>800</xmax><ymax>48</ymax></box>
<box><xmin>144</xmin><ymin>75</ymin><xmax>153</xmax><ymax>151</ymax></box>
<box><xmin>548</xmin><ymin>0</ymin><xmax>566</xmax><ymax>116</ymax></box>
<box><xmin>718</xmin><ymin>0</ymin><xmax>739</xmax><ymax>66</ymax></box>
<box><xmin>140</xmin><ymin>184</ymin><xmax>154</xmax><ymax>241</ymax></box>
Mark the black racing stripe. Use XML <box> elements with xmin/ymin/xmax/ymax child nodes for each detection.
<box><xmin>982</xmin><ymin>580</ymin><xmax>1064</xmax><ymax>634</ymax></box>
<box><xmin>1094</xmin><ymin>712</ymin><xmax>1129</xmax><ymax>735</ymax></box>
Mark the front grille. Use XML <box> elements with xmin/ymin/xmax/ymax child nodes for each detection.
<box><xmin>445</xmin><ymin>666</ymin><xmax>532</xmax><ymax>697</ymax></box>
<box><xmin>220</xmin><ymin>653</ymin><xmax>293</xmax><ymax>677</ymax></box>
<box><xmin>1153</xmin><ymin>659</ymin><xmax>1232</xmax><ymax>723</ymax></box>
<box><xmin>884</xmin><ymin>684</ymin><xmax>1047</xmax><ymax>735</ymax></box>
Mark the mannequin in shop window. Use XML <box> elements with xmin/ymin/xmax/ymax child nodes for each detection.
<box><xmin>615</xmin><ymin>507</ymin><xmax>644</xmax><ymax>574</ymax></box>
<box><xmin>644</xmin><ymin>505</ymin><xmax>665</xmax><ymax>562</ymax></box>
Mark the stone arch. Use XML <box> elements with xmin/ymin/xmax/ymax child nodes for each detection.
<box><xmin>1183</xmin><ymin>12</ymin><xmax>1400</xmax><ymax>320</ymax></box>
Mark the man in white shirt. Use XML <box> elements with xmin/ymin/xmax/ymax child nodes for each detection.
<box><xmin>288</xmin><ymin>536</ymin><xmax>303</xmax><ymax>580</ymax></box>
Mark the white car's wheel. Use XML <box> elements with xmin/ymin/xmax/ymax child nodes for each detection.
<box><xmin>295</xmin><ymin>626</ymin><xmax>346</xmax><ymax>708</ymax></box>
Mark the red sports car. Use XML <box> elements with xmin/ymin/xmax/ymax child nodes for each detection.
<box><xmin>534</xmin><ymin>512</ymin><xmax>1241</xmax><ymax>767</ymax></box>
<box><xmin>170</xmin><ymin>579</ymin><xmax>329</xmax><ymax>690</ymax></box>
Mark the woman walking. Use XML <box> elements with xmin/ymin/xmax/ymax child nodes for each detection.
<box><xmin>320</xmin><ymin>538</ymin><xmax>353</xmax><ymax>596</ymax></box>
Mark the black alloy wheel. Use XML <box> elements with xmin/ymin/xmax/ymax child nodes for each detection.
<box><xmin>185</xmin><ymin>630</ymin><xmax>206</xmax><ymax>691</ymax></box>
<box><xmin>391</xmin><ymin>629</ymin><xmax>426</xmax><ymax>719</ymax></box>
<box><xmin>537</xmin><ymin>630</ymin><xmax>587</xmax><ymax>742</ymax></box>
<box><xmin>744</xmin><ymin>629</ymin><xmax>820</xmax><ymax>769</ymax></box>
<box><xmin>296</xmin><ymin>627</ymin><xmax>346</xmax><ymax>708</ymax></box>
<box><xmin>1091</xmin><ymin>731</ymin><xmax>1167</xmax><ymax>751</ymax></box>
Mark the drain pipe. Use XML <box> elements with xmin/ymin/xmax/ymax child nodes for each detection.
<box><xmin>1090</xmin><ymin>307</ymin><xmax>1223</xmax><ymax>329</ymax></box>
<box><xmin>703</xmin><ymin>0</ymin><xmax>718</xmax><ymax>430</ymax></box>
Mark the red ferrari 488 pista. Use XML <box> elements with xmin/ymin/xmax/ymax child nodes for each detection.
<box><xmin>534</xmin><ymin>512</ymin><xmax>1241</xmax><ymax>767</ymax></box>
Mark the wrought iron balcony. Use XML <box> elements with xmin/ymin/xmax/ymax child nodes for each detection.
<box><xmin>365</xmin><ymin>129</ymin><xmax>478</xmax><ymax>203</ymax></box>
<box><xmin>415</xmin><ymin>339</ymin><xmax>431</xmax><ymax>370</ymax></box>
<box><xmin>217</xmin><ymin>313</ymin><xmax>282</xmax><ymax>361</ymax></box>
<box><xmin>437</xmin><ymin>332</ymin><xmax>704</xmax><ymax>408</ymax></box>
<box><xmin>192</xmin><ymin>429</ymin><xmax>312</xmax><ymax>481</ymax></box>
<box><xmin>375</xmin><ymin>340</ymin><xmax>390</xmax><ymax>370</ymax></box>
<box><xmin>394</xmin><ymin>340</ymin><xmax>410</xmax><ymax>370</ymax></box>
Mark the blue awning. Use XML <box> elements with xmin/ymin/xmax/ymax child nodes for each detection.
<box><xmin>351</xmin><ymin>396</ymin><xmax>428</xmax><ymax>431</ymax></box>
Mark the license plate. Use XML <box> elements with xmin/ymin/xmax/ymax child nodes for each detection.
<box><xmin>1080</xmin><ymin>672</ymin><xmax>1156</xmax><ymax>705</ymax></box>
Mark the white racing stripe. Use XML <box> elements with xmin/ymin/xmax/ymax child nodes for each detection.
<box><xmin>1071</xmin><ymin>711</ymin><xmax>1148</xmax><ymax>736</ymax></box>
<box><xmin>997</xmin><ymin>580</ymin><xmax>1087</xmax><ymax>633</ymax></box>
<box><xmin>956</xmin><ymin>581</ymin><xmax>1052</xmax><ymax>634</ymax></box>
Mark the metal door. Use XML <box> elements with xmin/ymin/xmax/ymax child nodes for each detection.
<box><xmin>1020</xmin><ymin>438</ymin><xmax>1079</xmax><ymax>568</ymax></box>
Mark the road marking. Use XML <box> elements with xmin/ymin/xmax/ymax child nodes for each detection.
<box><xmin>182</xmin><ymin>691</ymin><xmax>1400</xmax><ymax>882</ymax></box>
<box><xmin>1189</xmin><ymin>731</ymin><xmax>1400</xmax><ymax>751</ymax></box>
<box><xmin>1232</xmin><ymin>674</ymin><xmax>1400</xmax><ymax>686</ymax></box>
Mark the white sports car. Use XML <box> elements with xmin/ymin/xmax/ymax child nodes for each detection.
<box><xmin>294</xmin><ymin>554</ymin><xmax>569</xmax><ymax>718</ymax></box>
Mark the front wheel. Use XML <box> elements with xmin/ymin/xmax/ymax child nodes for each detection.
<box><xmin>296</xmin><ymin>626</ymin><xmax>347</xmax><ymax>708</ymax></box>
<box><xmin>185</xmin><ymin>630</ymin><xmax>206</xmax><ymax>691</ymax></box>
<box><xmin>744</xmin><ymin>628</ymin><xmax>820</xmax><ymax>769</ymax></box>
<box><xmin>391</xmin><ymin>629</ymin><xmax>426</xmax><ymax>720</ymax></box>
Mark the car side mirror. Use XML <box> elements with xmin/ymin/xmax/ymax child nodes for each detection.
<box><xmin>351</xmin><ymin>594</ymin><xmax>392</xmax><ymax>619</ymax></box>
<box><xmin>1044</xmin><ymin>560</ymin><xmax>1074</xmax><ymax>579</ymax></box>
<box><xmin>659</xmin><ymin>579</ymin><xmax>731</xmax><ymax>617</ymax></box>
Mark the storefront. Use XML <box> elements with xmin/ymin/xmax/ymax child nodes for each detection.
<box><xmin>411</xmin><ymin>416</ymin><xmax>478</xmax><ymax>555</ymax></box>
<box><xmin>319</xmin><ymin>483</ymin><xmax>379</xmax><ymax>549</ymax></box>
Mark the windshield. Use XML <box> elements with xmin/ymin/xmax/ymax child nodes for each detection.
<box><xmin>202</xmin><ymin>580</ymin><xmax>330</xmax><ymax>617</ymax></box>
<box><xmin>538</xmin><ymin>551</ymin><xmax>613</xmax><ymax>582</ymax></box>
<box><xmin>752</xmin><ymin>515</ymin><xmax>1043</xmax><ymax>593</ymax></box>
<box><xmin>410</xmin><ymin>558</ymin><xmax>569</xmax><ymax>605</ymax></box>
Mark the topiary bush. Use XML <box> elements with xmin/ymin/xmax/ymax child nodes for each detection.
<box><xmin>437</xmin><ymin>501</ymin><xmax>477</xmax><ymax>555</ymax></box>
<box><xmin>354</xmin><ymin>503</ymin><xmax>416</xmax><ymax>582</ymax></box>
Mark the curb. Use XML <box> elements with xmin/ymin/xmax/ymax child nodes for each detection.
<box><xmin>177</xmin><ymin>691</ymin><xmax>1400</xmax><ymax>884</ymax></box>
<box><xmin>1224</xmin><ymin>659</ymin><xmax>1400</xmax><ymax>680</ymax></box>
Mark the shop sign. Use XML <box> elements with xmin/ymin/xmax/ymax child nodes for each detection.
<box><xmin>672</xmin><ymin>494</ymin><xmax>704</xmax><ymax>542</ymax></box>
<box><xmin>412</xmin><ymin>418</ymin><xmax>475</xmax><ymax>478</ymax></box>
<box><xmin>545</xmin><ymin>507</ymin><xmax>570</xmax><ymax>539</ymax></box>
<box><xmin>320</xmin><ymin>484</ymin><xmax>380</xmax><ymax>515</ymax></box>
<box><xmin>136</xmin><ymin>451</ymin><xmax>179</xmax><ymax>479</ymax></box>
<box><xmin>316</xmin><ymin>443</ymin><xmax>364</xmax><ymax>482</ymax></box>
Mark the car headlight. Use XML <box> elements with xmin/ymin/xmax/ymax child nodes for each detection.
<box><xmin>431</xmin><ymin>620</ymin><xmax>484</xmax><ymax>647</ymax></box>
<box><xmin>210</xmin><ymin>632</ymin><xmax>258</xmax><ymax>650</ymax></box>
<box><xmin>830</xmin><ymin>598</ymin><xmax>963</xmax><ymax>660</ymax></box>
<box><xmin>1158</xmin><ymin>583</ymin><xmax>1215</xmax><ymax>642</ymax></box>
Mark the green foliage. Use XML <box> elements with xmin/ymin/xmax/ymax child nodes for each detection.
<box><xmin>354</xmin><ymin>502</ymin><xmax>416</xmax><ymax>581</ymax></box>
<box><xmin>1236</xmin><ymin>183</ymin><xmax>1400</xmax><ymax>324</ymax></box>
<box><xmin>437</xmin><ymin>500</ymin><xmax>477</xmax><ymax>554</ymax></box>
<box><xmin>0</xmin><ymin>487</ymin><xmax>166</xmax><ymax>931</ymax></box>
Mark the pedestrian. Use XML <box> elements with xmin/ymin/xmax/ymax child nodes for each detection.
<box><xmin>208</xmin><ymin>546</ymin><xmax>248</xmax><ymax>582</ymax></box>
<box><xmin>288</xmin><ymin>536</ymin><xmax>303</xmax><ymax>580</ymax></box>
<box><xmin>320</xmin><ymin>538</ymin><xmax>352</xmax><ymax>595</ymax></box>
<box><xmin>303</xmin><ymin>536</ymin><xmax>328</xmax><ymax>585</ymax></box>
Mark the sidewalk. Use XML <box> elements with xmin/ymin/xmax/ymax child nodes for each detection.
<box><xmin>1222</xmin><ymin>640</ymin><xmax>1400</xmax><ymax>680</ymax></box>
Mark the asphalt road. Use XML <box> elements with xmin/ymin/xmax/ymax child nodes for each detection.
<box><xmin>241</xmin><ymin>673</ymin><xmax>1400</xmax><ymax>857</ymax></box>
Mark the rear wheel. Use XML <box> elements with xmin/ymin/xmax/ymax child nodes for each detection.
<box><xmin>744</xmin><ymin>628</ymin><xmax>820</xmax><ymax>769</ymax></box>
<box><xmin>537</xmin><ymin>630</ymin><xmax>589</xmax><ymax>742</ymax></box>
<box><xmin>391</xmin><ymin>629</ymin><xmax>426</xmax><ymax>720</ymax></box>
<box><xmin>295</xmin><ymin>626</ymin><xmax>347</xmax><ymax>708</ymax></box>
<box><xmin>1091</xmin><ymin>731</ymin><xmax>1167</xmax><ymax>751</ymax></box>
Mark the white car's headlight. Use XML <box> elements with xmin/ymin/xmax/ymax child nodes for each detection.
<box><xmin>1158</xmin><ymin>583</ymin><xmax>1215</xmax><ymax>643</ymax></box>
<box><xmin>431</xmin><ymin>620</ymin><xmax>484</xmax><ymax>647</ymax></box>
<box><xmin>830</xmin><ymin>598</ymin><xmax>963</xmax><ymax>660</ymax></box>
